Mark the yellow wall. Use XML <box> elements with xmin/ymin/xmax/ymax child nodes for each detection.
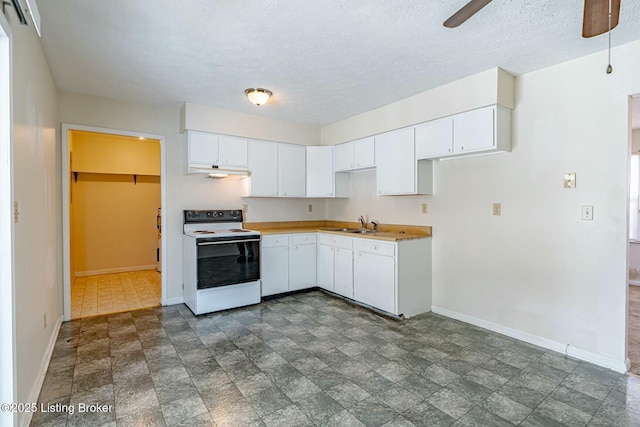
<box><xmin>70</xmin><ymin>130</ymin><xmax>160</xmax><ymax>275</ymax></box>
<box><xmin>73</xmin><ymin>174</ymin><xmax>160</xmax><ymax>274</ymax></box>
<box><xmin>72</xmin><ymin>130</ymin><xmax>160</xmax><ymax>175</ymax></box>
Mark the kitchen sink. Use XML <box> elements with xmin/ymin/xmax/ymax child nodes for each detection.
<box><xmin>321</xmin><ymin>228</ymin><xmax>379</xmax><ymax>234</ymax></box>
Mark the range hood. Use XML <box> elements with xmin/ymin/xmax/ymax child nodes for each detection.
<box><xmin>187</xmin><ymin>163</ymin><xmax>250</xmax><ymax>179</ymax></box>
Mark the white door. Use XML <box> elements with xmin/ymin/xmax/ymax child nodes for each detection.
<box><xmin>453</xmin><ymin>107</ymin><xmax>495</xmax><ymax>153</ymax></box>
<box><xmin>415</xmin><ymin>117</ymin><xmax>454</xmax><ymax>159</ymax></box>
<box><xmin>354</xmin><ymin>252</ymin><xmax>395</xmax><ymax>313</ymax></box>
<box><xmin>189</xmin><ymin>131</ymin><xmax>219</xmax><ymax>164</ymax></box>
<box><xmin>334</xmin><ymin>142</ymin><xmax>354</xmax><ymax>171</ymax></box>
<box><xmin>317</xmin><ymin>244</ymin><xmax>335</xmax><ymax>291</ymax></box>
<box><xmin>278</xmin><ymin>144</ymin><xmax>306</xmax><ymax>197</ymax></box>
<box><xmin>261</xmin><ymin>246</ymin><xmax>289</xmax><ymax>296</ymax></box>
<box><xmin>218</xmin><ymin>135</ymin><xmax>248</xmax><ymax>167</ymax></box>
<box><xmin>353</xmin><ymin>137</ymin><xmax>375</xmax><ymax>168</ymax></box>
<box><xmin>289</xmin><ymin>243</ymin><xmax>317</xmax><ymax>291</ymax></box>
<box><xmin>334</xmin><ymin>247</ymin><xmax>353</xmax><ymax>298</ymax></box>
<box><xmin>249</xmin><ymin>140</ymin><xmax>278</xmax><ymax>196</ymax></box>
<box><xmin>375</xmin><ymin>128</ymin><xmax>416</xmax><ymax>195</ymax></box>
<box><xmin>306</xmin><ymin>146</ymin><xmax>334</xmax><ymax>197</ymax></box>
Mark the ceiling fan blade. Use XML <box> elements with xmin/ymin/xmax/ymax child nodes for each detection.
<box><xmin>582</xmin><ymin>0</ymin><xmax>620</xmax><ymax>38</ymax></box>
<box><xmin>443</xmin><ymin>0</ymin><xmax>493</xmax><ymax>28</ymax></box>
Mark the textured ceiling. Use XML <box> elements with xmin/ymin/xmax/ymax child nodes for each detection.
<box><xmin>36</xmin><ymin>0</ymin><xmax>640</xmax><ymax>126</ymax></box>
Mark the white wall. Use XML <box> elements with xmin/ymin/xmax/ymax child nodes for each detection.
<box><xmin>322</xmin><ymin>67</ymin><xmax>514</xmax><ymax>145</ymax></box>
<box><xmin>6</xmin><ymin>9</ymin><xmax>61</xmax><ymax>426</ymax></box>
<box><xmin>322</xmin><ymin>41</ymin><xmax>640</xmax><ymax>370</ymax></box>
<box><xmin>182</xmin><ymin>102</ymin><xmax>320</xmax><ymax>146</ymax></box>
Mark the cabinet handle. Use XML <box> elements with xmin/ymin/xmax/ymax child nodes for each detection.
<box><xmin>460</xmin><ymin>146</ymin><xmax>464</xmax><ymax>150</ymax></box>
<box><xmin>293</xmin><ymin>245</ymin><xmax>297</xmax><ymax>249</ymax></box>
<box><xmin>357</xmin><ymin>163</ymin><xmax>360</xmax><ymax>167</ymax></box>
<box><xmin>283</xmin><ymin>192</ymin><xmax>287</xmax><ymax>196</ymax></box>
<box><xmin>448</xmin><ymin>148</ymin><xmax>451</xmax><ymax>152</ymax></box>
<box><xmin>373</xmin><ymin>245</ymin><xmax>377</xmax><ymax>250</ymax></box>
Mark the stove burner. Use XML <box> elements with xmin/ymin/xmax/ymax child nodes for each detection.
<box><xmin>229</xmin><ymin>229</ymin><xmax>250</xmax><ymax>232</ymax></box>
<box><xmin>193</xmin><ymin>230</ymin><xmax>215</xmax><ymax>234</ymax></box>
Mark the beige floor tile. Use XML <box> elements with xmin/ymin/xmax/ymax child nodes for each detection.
<box><xmin>71</xmin><ymin>270</ymin><xmax>161</xmax><ymax>319</ymax></box>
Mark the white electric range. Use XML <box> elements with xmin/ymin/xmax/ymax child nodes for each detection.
<box><xmin>182</xmin><ymin>209</ymin><xmax>261</xmax><ymax>315</ymax></box>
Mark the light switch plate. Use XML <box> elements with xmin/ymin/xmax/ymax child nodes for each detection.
<box><xmin>564</xmin><ymin>173</ymin><xmax>576</xmax><ymax>189</ymax></box>
<box><xmin>493</xmin><ymin>203</ymin><xmax>501</xmax><ymax>216</ymax></box>
<box><xmin>421</xmin><ymin>204</ymin><xmax>428</xmax><ymax>214</ymax></box>
<box><xmin>308</xmin><ymin>204</ymin><xmax>313</xmax><ymax>213</ymax></box>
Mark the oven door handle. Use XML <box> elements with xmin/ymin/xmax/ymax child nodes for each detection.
<box><xmin>197</xmin><ymin>238</ymin><xmax>261</xmax><ymax>246</ymax></box>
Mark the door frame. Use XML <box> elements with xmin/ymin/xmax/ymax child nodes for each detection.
<box><xmin>61</xmin><ymin>123</ymin><xmax>167</xmax><ymax>321</ymax></box>
<box><xmin>0</xmin><ymin>11</ymin><xmax>16</xmax><ymax>426</ymax></box>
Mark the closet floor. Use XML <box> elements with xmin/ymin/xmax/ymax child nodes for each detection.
<box><xmin>71</xmin><ymin>270</ymin><xmax>161</xmax><ymax>319</ymax></box>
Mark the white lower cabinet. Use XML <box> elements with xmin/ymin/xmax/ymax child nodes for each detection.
<box><xmin>317</xmin><ymin>235</ymin><xmax>353</xmax><ymax>297</ymax></box>
<box><xmin>261</xmin><ymin>234</ymin><xmax>316</xmax><ymax>296</ymax></box>
<box><xmin>353</xmin><ymin>240</ymin><xmax>395</xmax><ymax>314</ymax></box>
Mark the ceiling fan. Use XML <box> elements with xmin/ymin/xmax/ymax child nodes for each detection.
<box><xmin>443</xmin><ymin>0</ymin><xmax>620</xmax><ymax>36</ymax></box>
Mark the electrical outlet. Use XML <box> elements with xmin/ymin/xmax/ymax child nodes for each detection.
<box><xmin>581</xmin><ymin>205</ymin><xmax>594</xmax><ymax>220</ymax></box>
<box><xmin>43</xmin><ymin>313</ymin><xmax>47</xmax><ymax>329</ymax></box>
<box><xmin>564</xmin><ymin>172</ymin><xmax>576</xmax><ymax>189</ymax></box>
<box><xmin>421</xmin><ymin>204</ymin><xmax>428</xmax><ymax>214</ymax></box>
<box><xmin>308</xmin><ymin>204</ymin><xmax>313</xmax><ymax>213</ymax></box>
<box><xmin>242</xmin><ymin>203</ymin><xmax>248</xmax><ymax>214</ymax></box>
<box><xmin>492</xmin><ymin>203</ymin><xmax>501</xmax><ymax>216</ymax></box>
<box><xmin>14</xmin><ymin>201</ymin><xmax>19</xmax><ymax>223</ymax></box>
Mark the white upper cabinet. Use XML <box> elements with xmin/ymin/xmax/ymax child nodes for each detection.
<box><xmin>248</xmin><ymin>140</ymin><xmax>279</xmax><ymax>196</ymax></box>
<box><xmin>415</xmin><ymin>117</ymin><xmax>454</xmax><ymax>159</ymax></box>
<box><xmin>218</xmin><ymin>135</ymin><xmax>249</xmax><ymax>167</ymax></box>
<box><xmin>375</xmin><ymin>127</ymin><xmax>432</xmax><ymax>195</ymax></box>
<box><xmin>185</xmin><ymin>130</ymin><xmax>247</xmax><ymax>168</ymax></box>
<box><xmin>188</xmin><ymin>131</ymin><xmax>218</xmax><ymax>165</ymax></box>
<box><xmin>306</xmin><ymin>146</ymin><xmax>334</xmax><ymax>197</ymax></box>
<box><xmin>334</xmin><ymin>137</ymin><xmax>375</xmax><ymax>171</ymax></box>
<box><xmin>278</xmin><ymin>144</ymin><xmax>306</xmax><ymax>197</ymax></box>
<box><xmin>306</xmin><ymin>146</ymin><xmax>349</xmax><ymax>198</ymax></box>
<box><xmin>415</xmin><ymin>105</ymin><xmax>511</xmax><ymax>160</ymax></box>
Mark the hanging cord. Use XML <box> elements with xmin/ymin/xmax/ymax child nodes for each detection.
<box><xmin>606</xmin><ymin>0</ymin><xmax>613</xmax><ymax>74</ymax></box>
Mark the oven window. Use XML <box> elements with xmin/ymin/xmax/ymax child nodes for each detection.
<box><xmin>196</xmin><ymin>240</ymin><xmax>260</xmax><ymax>290</ymax></box>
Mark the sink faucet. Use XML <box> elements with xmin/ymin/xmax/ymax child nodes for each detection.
<box><xmin>358</xmin><ymin>215</ymin><xmax>366</xmax><ymax>231</ymax></box>
<box><xmin>371</xmin><ymin>221</ymin><xmax>378</xmax><ymax>232</ymax></box>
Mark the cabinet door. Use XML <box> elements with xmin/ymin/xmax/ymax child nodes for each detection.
<box><xmin>289</xmin><ymin>243</ymin><xmax>317</xmax><ymax>291</ymax></box>
<box><xmin>375</xmin><ymin>128</ymin><xmax>416</xmax><ymax>195</ymax></box>
<box><xmin>306</xmin><ymin>146</ymin><xmax>334</xmax><ymax>197</ymax></box>
<box><xmin>317</xmin><ymin>244</ymin><xmax>335</xmax><ymax>291</ymax></box>
<box><xmin>218</xmin><ymin>135</ymin><xmax>248</xmax><ymax>167</ymax></box>
<box><xmin>354</xmin><ymin>252</ymin><xmax>395</xmax><ymax>314</ymax></box>
<box><xmin>334</xmin><ymin>142</ymin><xmax>354</xmax><ymax>171</ymax></box>
<box><xmin>261</xmin><ymin>245</ymin><xmax>289</xmax><ymax>296</ymax></box>
<box><xmin>249</xmin><ymin>140</ymin><xmax>278</xmax><ymax>196</ymax></box>
<box><xmin>278</xmin><ymin>144</ymin><xmax>306</xmax><ymax>197</ymax></box>
<box><xmin>188</xmin><ymin>131</ymin><xmax>219</xmax><ymax>165</ymax></box>
<box><xmin>453</xmin><ymin>107</ymin><xmax>495</xmax><ymax>153</ymax></box>
<box><xmin>353</xmin><ymin>137</ymin><xmax>375</xmax><ymax>168</ymax></box>
<box><xmin>415</xmin><ymin>117</ymin><xmax>454</xmax><ymax>159</ymax></box>
<box><xmin>334</xmin><ymin>247</ymin><xmax>353</xmax><ymax>298</ymax></box>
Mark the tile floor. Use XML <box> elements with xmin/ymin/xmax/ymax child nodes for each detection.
<box><xmin>33</xmin><ymin>291</ymin><xmax>640</xmax><ymax>426</ymax></box>
<box><xmin>71</xmin><ymin>270</ymin><xmax>161</xmax><ymax>319</ymax></box>
<box><xmin>629</xmin><ymin>285</ymin><xmax>640</xmax><ymax>375</ymax></box>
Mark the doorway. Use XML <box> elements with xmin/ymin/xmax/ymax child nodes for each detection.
<box><xmin>628</xmin><ymin>95</ymin><xmax>640</xmax><ymax>375</ymax></box>
<box><xmin>0</xmin><ymin>13</ymin><xmax>15</xmax><ymax>426</ymax></box>
<box><xmin>62</xmin><ymin>125</ymin><xmax>167</xmax><ymax>321</ymax></box>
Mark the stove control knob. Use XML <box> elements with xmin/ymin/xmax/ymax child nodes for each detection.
<box><xmin>217</xmin><ymin>211</ymin><xmax>224</xmax><ymax>217</ymax></box>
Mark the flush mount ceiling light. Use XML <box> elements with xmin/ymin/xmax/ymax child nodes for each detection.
<box><xmin>244</xmin><ymin>88</ymin><xmax>272</xmax><ymax>106</ymax></box>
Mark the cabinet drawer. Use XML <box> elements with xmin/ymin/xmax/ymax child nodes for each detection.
<box><xmin>354</xmin><ymin>239</ymin><xmax>395</xmax><ymax>256</ymax></box>
<box><xmin>318</xmin><ymin>234</ymin><xmax>352</xmax><ymax>249</ymax></box>
<box><xmin>291</xmin><ymin>234</ymin><xmax>316</xmax><ymax>245</ymax></box>
<box><xmin>261</xmin><ymin>235</ymin><xmax>289</xmax><ymax>247</ymax></box>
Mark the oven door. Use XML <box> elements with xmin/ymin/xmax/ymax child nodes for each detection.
<box><xmin>196</xmin><ymin>235</ymin><xmax>261</xmax><ymax>290</ymax></box>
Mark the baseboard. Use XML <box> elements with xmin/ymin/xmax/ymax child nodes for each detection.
<box><xmin>75</xmin><ymin>265</ymin><xmax>157</xmax><ymax>277</ymax></box>
<box><xmin>431</xmin><ymin>305</ymin><xmax>628</xmax><ymax>373</ymax></box>
<box><xmin>164</xmin><ymin>297</ymin><xmax>184</xmax><ymax>306</ymax></box>
<box><xmin>20</xmin><ymin>315</ymin><xmax>62</xmax><ymax>427</ymax></box>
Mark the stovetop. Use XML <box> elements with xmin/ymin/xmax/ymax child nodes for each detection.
<box><xmin>183</xmin><ymin>210</ymin><xmax>259</xmax><ymax>239</ymax></box>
